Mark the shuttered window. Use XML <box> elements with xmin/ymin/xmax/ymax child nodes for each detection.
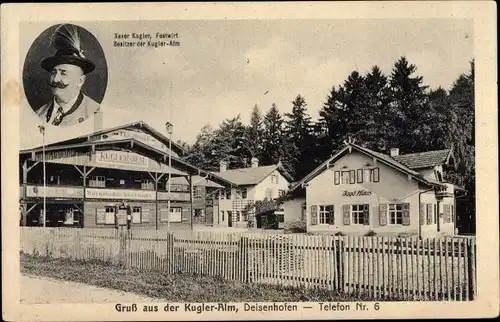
<box><xmin>351</xmin><ymin>204</ymin><xmax>369</xmax><ymax>225</ymax></box>
<box><xmin>311</xmin><ymin>205</ymin><xmax>318</xmax><ymax>225</ymax></box>
<box><xmin>357</xmin><ymin>169</ymin><xmax>363</xmax><ymax>183</ymax></box>
<box><xmin>388</xmin><ymin>203</ymin><xmax>406</xmax><ymax>225</ymax></box>
<box><xmin>318</xmin><ymin>205</ymin><xmax>334</xmax><ymax>225</ymax></box>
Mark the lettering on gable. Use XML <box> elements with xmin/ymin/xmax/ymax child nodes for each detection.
<box><xmin>342</xmin><ymin>190</ymin><xmax>372</xmax><ymax>197</ymax></box>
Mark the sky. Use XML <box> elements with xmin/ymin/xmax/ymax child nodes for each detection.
<box><xmin>18</xmin><ymin>19</ymin><xmax>474</xmax><ymax>150</ymax></box>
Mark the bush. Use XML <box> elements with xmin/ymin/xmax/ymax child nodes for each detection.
<box><xmin>364</xmin><ymin>230</ymin><xmax>376</xmax><ymax>237</ymax></box>
<box><xmin>283</xmin><ymin>220</ymin><xmax>307</xmax><ymax>234</ymax></box>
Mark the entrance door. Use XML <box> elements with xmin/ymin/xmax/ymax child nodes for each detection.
<box><xmin>228</xmin><ymin>211</ymin><xmax>233</xmax><ymax>227</ymax></box>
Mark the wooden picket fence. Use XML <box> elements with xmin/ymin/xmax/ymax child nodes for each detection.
<box><xmin>20</xmin><ymin>227</ymin><xmax>476</xmax><ymax>301</ymax></box>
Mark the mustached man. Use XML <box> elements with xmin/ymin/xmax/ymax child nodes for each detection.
<box><xmin>37</xmin><ymin>24</ymin><xmax>100</xmax><ymax>126</ymax></box>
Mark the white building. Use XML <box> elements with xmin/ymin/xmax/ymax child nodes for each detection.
<box><xmin>282</xmin><ymin>142</ymin><xmax>466</xmax><ymax>237</ymax></box>
<box><xmin>212</xmin><ymin>158</ymin><xmax>293</xmax><ymax>228</ymax></box>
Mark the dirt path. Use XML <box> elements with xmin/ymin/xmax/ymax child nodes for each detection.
<box><xmin>21</xmin><ymin>274</ymin><xmax>162</xmax><ymax>304</ymax></box>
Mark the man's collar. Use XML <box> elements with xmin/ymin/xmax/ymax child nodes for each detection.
<box><xmin>53</xmin><ymin>93</ymin><xmax>81</xmax><ymax>113</ymax></box>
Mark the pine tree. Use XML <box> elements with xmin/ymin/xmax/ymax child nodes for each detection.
<box><xmin>388</xmin><ymin>56</ymin><xmax>429</xmax><ymax>152</ymax></box>
<box><xmin>262</xmin><ymin>104</ymin><xmax>293</xmax><ymax>172</ymax></box>
<box><xmin>242</xmin><ymin>104</ymin><xmax>264</xmax><ymax>162</ymax></box>
<box><xmin>284</xmin><ymin>95</ymin><xmax>313</xmax><ymax>179</ymax></box>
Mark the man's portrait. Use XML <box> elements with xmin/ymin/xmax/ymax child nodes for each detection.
<box><xmin>22</xmin><ymin>24</ymin><xmax>108</xmax><ymax>127</ymax></box>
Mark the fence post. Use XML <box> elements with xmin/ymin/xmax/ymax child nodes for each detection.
<box><xmin>239</xmin><ymin>236</ymin><xmax>249</xmax><ymax>283</ymax></box>
<box><xmin>118</xmin><ymin>228</ymin><xmax>127</xmax><ymax>268</ymax></box>
<box><xmin>167</xmin><ymin>232</ymin><xmax>175</xmax><ymax>273</ymax></box>
<box><xmin>467</xmin><ymin>238</ymin><xmax>476</xmax><ymax>300</ymax></box>
<box><xmin>335</xmin><ymin>238</ymin><xmax>345</xmax><ymax>292</ymax></box>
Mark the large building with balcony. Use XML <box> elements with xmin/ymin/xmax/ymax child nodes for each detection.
<box><xmin>282</xmin><ymin>142</ymin><xmax>467</xmax><ymax>237</ymax></box>
<box><xmin>19</xmin><ymin>121</ymin><xmax>233</xmax><ymax>229</ymax></box>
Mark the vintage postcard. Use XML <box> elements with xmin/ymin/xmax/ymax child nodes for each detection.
<box><xmin>1</xmin><ymin>2</ymin><xmax>498</xmax><ymax>321</ymax></box>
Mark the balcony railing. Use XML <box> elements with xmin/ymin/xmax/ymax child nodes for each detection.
<box><xmin>25</xmin><ymin>185</ymin><xmax>84</xmax><ymax>199</ymax></box>
<box><xmin>22</xmin><ymin>185</ymin><xmax>191</xmax><ymax>202</ymax></box>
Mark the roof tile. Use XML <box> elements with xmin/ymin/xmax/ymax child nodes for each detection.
<box><xmin>392</xmin><ymin>149</ymin><xmax>451</xmax><ymax>169</ymax></box>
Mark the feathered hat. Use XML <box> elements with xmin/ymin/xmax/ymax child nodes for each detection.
<box><xmin>40</xmin><ymin>24</ymin><xmax>95</xmax><ymax>75</ymax></box>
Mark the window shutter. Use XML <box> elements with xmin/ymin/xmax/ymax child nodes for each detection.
<box><xmin>402</xmin><ymin>203</ymin><xmax>410</xmax><ymax>226</ymax></box>
<box><xmin>419</xmin><ymin>203</ymin><xmax>425</xmax><ymax>226</ymax></box>
<box><xmin>349</xmin><ymin>170</ymin><xmax>355</xmax><ymax>184</ymax></box>
<box><xmin>310</xmin><ymin>205</ymin><xmax>318</xmax><ymax>225</ymax></box>
<box><xmin>334</xmin><ymin>171</ymin><xmax>340</xmax><ymax>185</ymax></box>
<box><xmin>342</xmin><ymin>205</ymin><xmax>350</xmax><ymax>225</ymax></box>
<box><xmin>373</xmin><ymin>168</ymin><xmax>380</xmax><ymax>182</ymax></box>
<box><xmin>379</xmin><ymin>204</ymin><xmax>387</xmax><ymax>226</ymax></box>
<box><xmin>426</xmin><ymin>204</ymin><xmax>433</xmax><ymax>225</ymax></box>
<box><xmin>328</xmin><ymin>206</ymin><xmax>335</xmax><ymax>225</ymax></box>
<box><xmin>363</xmin><ymin>205</ymin><xmax>369</xmax><ymax>225</ymax></box>
<box><xmin>357</xmin><ymin>169</ymin><xmax>363</xmax><ymax>183</ymax></box>
<box><xmin>451</xmin><ymin>205</ymin><xmax>455</xmax><ymax>223</ymax></box>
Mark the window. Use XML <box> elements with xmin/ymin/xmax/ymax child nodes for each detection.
<box><xmin>194</xmin><ymin>209</ymin><xmax>204</xmax><ymax>217</ymax></box>
<box><xmin>271</xmin><ymin>174</ymin><xmax>279</xmax><ymax>184</ymax></box>
<box><xmin>220</xmin><ymin>189</ymin><xmax>225</xmax><ymax>199</ymax></box>
<box><xmin>277</xmin><ymin>214</ymin><xmax>285</xmax><ymax>223</ymax></box>
<box><xmin>193</xmin><ymin>186</ymin><xmax>203</xmax><ymax>198</ymax></box>
<box><xmin>141</xmin><ymin>179</ymin><xmax>154</xmax><ymax>190</ymax></box>
<box><xmin>349</xmin><ymin>170</ymin><xmax>355</xmax><ymax>184</ymax></box>
<box><xmin>388</xmin><ymin>204</ymin><xmax>404</xmax><ymax>225</ymax></box>
<box><xmin>351</xmin><ymin>204</ymin><xmax>369</xmax><ymax>225</ymax></box>
<box><xmin>241</xmin><ymin>188</ymin><xmax>247</xmax><ymax>199</ymax></box>
<box><xmin>105</xmin><ymin>206</ymin><xmax>115</xmax><ymax>224</ymax></box>
<box><xmin>278</xmin><ymin>189</ymin><xmax>287</xmax><ymax>197</ymax></box>
<box><xmin>132</xmin><ymin>206</ymin><xmax>142</xmax><ymax>223</ymax></box>
<box><xmin>319</xmin><ymin>205</ymin><xmax>334</xmax><ymax>225</ymax></box>
<box><xmin>363</xmin><ymin>168</ymin><xmax>380</xmax><ymax>183</ymax></box>
<box><xmin>341</xmin><ymin>171</ymin><xmax>351</xmax><ymax>184</ymax></box>
<box><xmin>89</xmin><ymin>176</ymin><xmax>106</xmax><ymax>187</ymax></box>
<box><xmin>160</xmin><ymin>207</ymin><xmax>182</xmax><ymax>222</ymax></box>
<box><xmin>225</xmin><ymin>189</ymin><xmax>232</xmax><ymax>200</ymax></box>
<box><xmin>235</xmin><ymin>189</ymin><xmax>242</xmax><ymax>199</ymax></box>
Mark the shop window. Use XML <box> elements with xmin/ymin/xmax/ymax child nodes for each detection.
<box><xmin>132</xmin><ymin>206</ymin><xmax>142</xmax><ymax>223</ymax></box>
<box><xmin>319</xmin><ymin>205</ymin><xmax>334</xmax><ymax>225</ymax></box>
<box><xmin>89</xmin><ymin>176</ymin><xmax>106</xmax><ymax>187</ymax></box>
<box><xmin>351</xmin><ymin>204</ymin><xmax>369</xmax><ymax>225</ymax></box>
<box><xmin>104</xmin><ymin>206</ymin><xmax>115</xmax><ymax>224</ymax></box>
<box><xmin>160</xmin><ymin>207</ymin><xmax>182</xmax><ymax>223</ymax></box>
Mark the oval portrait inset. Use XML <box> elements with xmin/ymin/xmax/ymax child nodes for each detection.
<box><xmin>22</xmin><ymin>23</ymin><xmax>108</xmax><ymax>127</ymax></box>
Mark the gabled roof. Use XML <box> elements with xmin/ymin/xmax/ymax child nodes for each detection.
<box><xmin>392</xmin><ymin>149</ymin><xmax>455</xmax><ymax>169</ymax></box>
<box><xmin>37</xmin><ymin>121</ymin><xmax>186</xmax><ymax>156</ymax></box>
<box><xmin>290</xmin><ymin>143</ymin><xmax>446</xmax><ymax>192</ymax></box>
<box><xmin>212</xmin><ymin>162</ymin><xmax>294</xmax><ymax>186</ymax></box>
<box><xmin>19</xmin><ymin>138</ymin><xmax>235</xmax><ymax>188</ymax></box>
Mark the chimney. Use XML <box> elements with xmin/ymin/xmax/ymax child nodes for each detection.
<box><xmin>251</xmin><ymin>157</ymin><xmax>259</xmax><ymax>168</ymax></box>
<box><xmin>390</xmin><ymin>148</ymin><xmax>399</xmax><ymax>157</ymax></box>
<box><xmin>94</xmin><ymin>110</ymin><xmax>103</xmax><ymax>132</ymax></box>
<box><xmin>219</xmin><ymin>160</ymin><xmax>228</xmax><ymax>172</ymax></box>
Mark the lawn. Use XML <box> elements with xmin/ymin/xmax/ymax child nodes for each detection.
<box><xmin>20</xmin><ymin>252</ymin><xmax>401</xmax><ymax>302</ymax></box>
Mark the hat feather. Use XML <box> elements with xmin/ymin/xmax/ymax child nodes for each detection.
<box><xmin>50</xmin><ymin>24</ymin><xmax>85</xmax><ymax>58</ymax></box>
